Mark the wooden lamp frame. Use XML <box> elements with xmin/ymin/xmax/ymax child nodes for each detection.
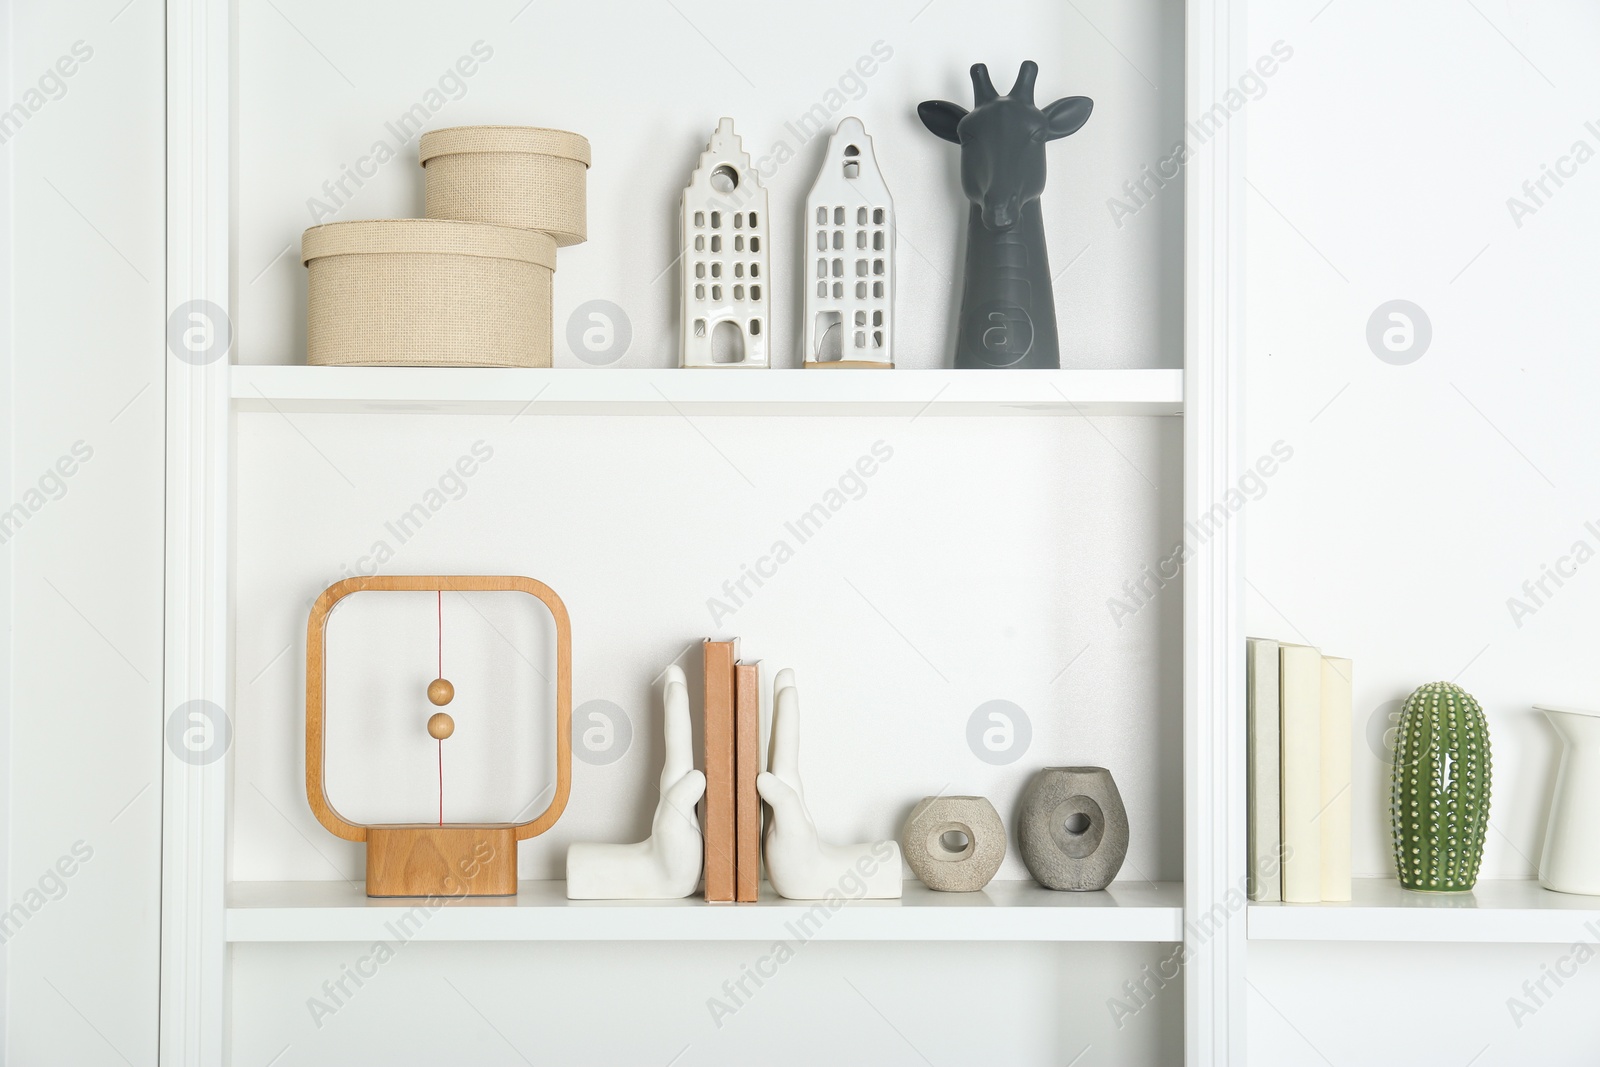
<box><xmin>305</xmin><ymin>575</ymin><xmax>572</xmax><ymax>897</ymax></box>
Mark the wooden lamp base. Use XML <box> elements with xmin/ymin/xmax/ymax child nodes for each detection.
<box><xmin>365</xmin><ymin>825</ymin><xmax>518</xmax><ymax>897</ymax></box>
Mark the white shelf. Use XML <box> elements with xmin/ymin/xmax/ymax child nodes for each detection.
<box><xmin>229</xmin><ymin>366</ymin><xmax>1183</xmax><ymax>417</ymax></box>
<box><xmin>1248</xmin><ymin>879</ymin><xmax>1600</xmax><ymax>943</ymax></box>
<box><xmin>225</xmin><ymin>879</ymin><xmax>1183</xmax><ymax>943</ymax></box>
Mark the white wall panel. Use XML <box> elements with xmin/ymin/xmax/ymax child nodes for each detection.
<box><xmin>1245</xmin><ymin>0</ymin><xmax>1600</xmax><ymax>1062</ymax></box>
<box><xmin>5</xmin><ymin>0</ymin><xmax>165</xmax><ymax>1063</ymax></box>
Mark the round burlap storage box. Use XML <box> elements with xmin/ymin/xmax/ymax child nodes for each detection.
<box><xmin>419</xmin><ymin>126</ymin><xmax>591</xmax><ymax>246</ymax></box>
<box><xmin>302</xmin><ymin>219</ymin><xmax>556</xmax><ymax>368</ymax></box>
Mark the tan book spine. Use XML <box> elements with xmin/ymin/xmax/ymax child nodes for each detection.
<box><xmin>735</xmin><ymin>661</ymin><xmax>761</xmax><ymax>903</ymax></box>
<box><xmin>702</xmin><ymin>639</ymin><xmax>738</xmax><ymax>902</ymax></box>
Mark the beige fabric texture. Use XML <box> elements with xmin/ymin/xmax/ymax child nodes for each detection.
<box><xmin>420</xmin><ymin>126</ymin><xmax>590</xmax><ymax>246</ymax></box>
<box><xmin>302</xmin><ymin>219</ymin><xmax>555</xmax><ymax>368</ymax></box>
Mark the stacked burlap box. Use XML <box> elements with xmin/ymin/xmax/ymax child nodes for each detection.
<box><xmin>303</xmin><ymin>126</ymin><xmax>590</xmax><ymax>368</ymax></box>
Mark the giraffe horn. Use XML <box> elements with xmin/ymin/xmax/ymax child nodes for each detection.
<box><xmin>1012</xmin><ymin>60</ymin><xmax>1039</xmax><ymax>104</ymax></box>
<box><xmin>970</xmin><ymin>63</ymin><xmax>998</xmax><ymax>105</ymax></box>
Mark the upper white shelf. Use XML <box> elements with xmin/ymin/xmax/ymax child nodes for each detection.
<box><xmin>230</xmin><ymin>366</ymin><xmax>1183</xmax><ymax>417</ymax></box>
<box><xmin>1248</xmin><ymin>879</ymin><xmax>1600</xmax><ymax>943</ymax></box>
<box><xmin>226</xmin><ymin>879</ymin><xmax>1183</xmax><ymax>943</ymax></box>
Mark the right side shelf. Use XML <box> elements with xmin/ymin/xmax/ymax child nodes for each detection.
<box><xmin>1248</xmin><ymin>879</ymin><xmax>1600</xmax><ymax>944</ymax></box>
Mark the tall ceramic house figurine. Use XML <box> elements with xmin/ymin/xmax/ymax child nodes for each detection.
<box><xmin>919</xmin><ymin>62</ymin><xmax>1093</xmax><ymax>369</ymax></box>
<box><xmin>802</xmin><ymin>117</ymin><xmax>895</xmax><ymax>368</ymax></box>
<box><xmin>681</xmin><ymin>119</ymin><xmax>770</xmax><ymax>368</ymax></box>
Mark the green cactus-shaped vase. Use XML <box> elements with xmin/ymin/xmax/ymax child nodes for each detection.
<box><xmin>1390</xmin><ymin>681</ymin><xmax>1492</xmax><ymax>892</ymax></box>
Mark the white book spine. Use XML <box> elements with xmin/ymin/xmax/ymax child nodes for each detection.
<box><xmin>1279</xmin><ymin>644</ymin><xmax>1323</xmax><ymax>903</ymax></box>
<box><xmin>1320</xmin><ymin>656</ymin><xmax>1353</xmax><ymax>902</ymax></box>
<box><xmin>1247</xmin><ymin>638</ymin><xmax>1282</xmax><ymax>902</ymax></box>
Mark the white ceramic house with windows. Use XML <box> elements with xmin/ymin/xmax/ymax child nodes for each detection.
<box><xmin>803</xmin><ymin>117</ymin><xmax>895</xmax><ymax>368</ymax></box>
<box><xmin>680</xmin><ymin>118</ymin><xmax>770</xmax><ymax>368</ymax></box>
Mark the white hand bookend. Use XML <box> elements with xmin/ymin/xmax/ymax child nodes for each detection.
<box><xmin>757</xmin><ymin>668</ymin><xmax>902</xmax><ymax>900</ymax></box>
<box><xmin>566</xmin><ymin>665</ymin><xmax>706</xmax><ymax>899</ymax></box>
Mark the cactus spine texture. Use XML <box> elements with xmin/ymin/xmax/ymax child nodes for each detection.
<box><xmin>1390</xmin><ymin>681</ymin><xmax>1492</xmax><ymax>891</ymax></box>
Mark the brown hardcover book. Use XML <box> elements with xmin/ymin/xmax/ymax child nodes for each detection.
<box><xmin>734</xmin><ymin>660</ymin><xmax>761</xmax><ymax>903</ymax></box>
<box><xmin>701</xmin><ymin>638</ymin><xmax>738</xmax><ymax>902</ymax></box>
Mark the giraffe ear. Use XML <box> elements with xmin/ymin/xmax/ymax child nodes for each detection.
<box><xmin>1042</xmin><ymin>96</ymin><xmax>1093</xmax><ymax>140</ymax></box>
<box><xmin>918</xmin><ymin>100</ymin><xmax>968</xmax><ymax>144</ymax></box>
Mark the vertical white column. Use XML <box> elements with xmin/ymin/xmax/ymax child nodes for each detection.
<box><xmin>161</xmin><ymin>0</ymin><xmax>232</xmax><ymax>1062</ymax></box>
<box><xmin>0</xmin><ymin>0</ymin><xmax>14</xmax><ymax>1043</ymax></box>
<box><xmin>1184</xmin><ymin>0</ymin><xmax>1248</xmax><ymax>1063</ymax></box>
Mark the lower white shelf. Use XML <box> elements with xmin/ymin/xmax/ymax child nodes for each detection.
<box><xmin>1248</xmin><ymin>879</ymin><xmax>1600</xmax><ymax>943</ymax></box>
<box><xmin>225</xmin><ymin>879</ymin><xmax>1183</xmax><ymax>943</ymax></box>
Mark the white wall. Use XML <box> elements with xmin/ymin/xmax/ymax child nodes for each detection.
<box><xmin>3</xmin><ymin>0</ymin><xmax>165</xmax><ymax>1063</ymax></box>
<box><xmin>1245</xmin><ymin>0</ymin><xmax>1600</xmax><ymax>1061</ymax></box>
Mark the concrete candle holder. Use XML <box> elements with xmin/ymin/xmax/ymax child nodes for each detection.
<box><xmin>1017</xmin><ymin>766</ymin><xmax>1128</xmax><ymax>891</ymax></box>
<box><xmin>902</xmin><ymin>795</ymin><xmax>1006</xmax><ymax>892</ymax></box>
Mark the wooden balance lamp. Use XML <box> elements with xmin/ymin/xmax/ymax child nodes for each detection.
<box><xmin>305</xmin><ymin>575</ymin><xmax>572</xmax><ymax>897</ymax></box>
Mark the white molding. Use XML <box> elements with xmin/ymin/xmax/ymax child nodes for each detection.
<box><xmin>0</xmin><ymin>0</ymin><xmax>14</xmax><ymax>1048</ymax></box>
<box><xmin>160</xmin><ymin>0</ymin><xmax>231</xmax><ymax>1063</ymax></box>
<box><xmin>1183</xmin><ymin>0</ymin><xmax>1248</xmax><ymax>1064</ymax></box>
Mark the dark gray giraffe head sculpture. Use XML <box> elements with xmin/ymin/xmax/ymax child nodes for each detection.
<box><xmin>920</xmin><ymin>62</ymin><xmax>1093</xmax><ymax>369</ymax></box>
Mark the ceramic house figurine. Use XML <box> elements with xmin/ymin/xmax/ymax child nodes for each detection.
<box><xmin>802</xmin><ymin>117</ymin><xmax>895</xmax><ymax>368</ymax></box>
<box><xmin>680</xmin><ymin>119</ymin><xmax>770</xmax><ymax>368</ymax></box>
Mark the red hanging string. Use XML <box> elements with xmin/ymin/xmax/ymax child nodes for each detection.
<box><xmin>437</xmin><ymin>589</ymin><xmax>444</xmax><ymax>827</ymax></box>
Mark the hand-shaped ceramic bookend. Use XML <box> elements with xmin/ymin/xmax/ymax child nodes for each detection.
<box><xmin>566</xmin><ymin>665</ymin><xmax>707</xmax><ymax>899</ymax></box>
<box><xmin>919</xmin><ymin>61</ymin><xmax>1093</xmax><ymax>369</ymax></box>
<box><xmin>757</xmin><ymin>669</ymin><xmax>902</xmax><ymax>899</ymax></box>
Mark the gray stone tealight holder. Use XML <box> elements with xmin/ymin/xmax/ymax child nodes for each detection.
<box><xmin>1017</xmin><ymin>767</ymin><xmax>1129</xmax><ymax>891</ymax></box>
<box><xmin>902</xmin><ymin>796</ymin><xmax>1006</xmax><ymax>892</ymax></box>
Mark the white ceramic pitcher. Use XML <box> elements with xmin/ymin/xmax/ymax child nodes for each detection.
<box><xmin>1537</xmin><ymin>704</ymin><xmax>1600</xmax><ymax>896</ymax></box>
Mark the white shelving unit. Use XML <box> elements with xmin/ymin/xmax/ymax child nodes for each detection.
<box><xmin>228</xmin><ymin>879</ymin><xmax>1184</xmax><ymax>943</ymax></box>
<box><xmin>161</xmin><ymin>1</ymin><xmax>1246</xmax><ymax>1064</ymax></box>
<box><xmin>1249</xmin><ymin>879</ymin><xmax>1600</xmax><ymax>944</ymax></box>
<box><xmin>231</xmin><ymin>365</ymin><xmax>1183</xmax><ymax>417</ymax></box>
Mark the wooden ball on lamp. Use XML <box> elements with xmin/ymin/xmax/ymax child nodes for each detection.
<box><xmin>427</xmin><ymin>677</ymin><xmax>454</xmax><ymax>706</ymax></box>
<box><xmin>427</xmin><ymin>712</ymin><xmax>455</xmax><ymax>740</ymax></box>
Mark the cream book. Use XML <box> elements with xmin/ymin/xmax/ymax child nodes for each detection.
<box><xmin>1279</xmin><ymin>643</ymin><xmax>1322</xmax><ymax>903</ymax></box>
<box><xmin>1246</xmin><ymin>638</ymin><xmax>1282</xmax><ymax>902</ymax></box>
<box><xmin>1319</xmin><ymin>656</ymin><xmax>1353</xmax><ymax>902</ymax></box>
